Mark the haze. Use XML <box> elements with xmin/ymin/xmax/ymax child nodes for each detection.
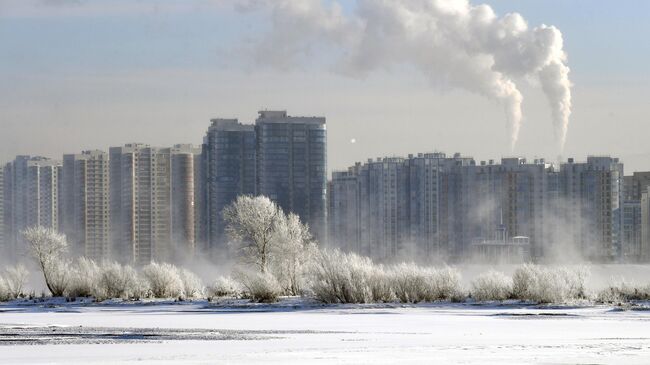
<box><xmin>1</xmin><ymin>0</ymin><xmax>649</xmax><ymax>173</ymax></box>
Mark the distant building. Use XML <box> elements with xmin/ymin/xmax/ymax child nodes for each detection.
<box><xmin>357</xmin><ymin>157</ymin><xmax>408</xmax><ymax>260</ymax></box>
<box><xmin>62</xmin><ymin>150</ymin><xmax>110</xmax><ymax>261</ymax></box>
<box><xmin>330</xmin><ymin>153</ymin><xmax>624</xmax><ymax>263</ymax></box>
<box><xmin>559</xmin><ymin>157</ymin><xmax>624</xmax><ymax>261</ymax></box>
<box><xmin>203</xmin><ymin>119</ymin><xmax>256</xmax><ymax>253</ymax></box>
<box><xmin>469</xmin><ymin>222</ymin><xmax>531</xmax><ymax>264</ymax></box>
<box><xmin>110</xmin><ymin>144</ymin><xmax>173</xmax><ymax>266</ymax></box>
<box><xmin>622</xmin><ymin>200</ymin><xmax>642</xmax><ymax>261</ymax></box>
<box><xmin>255</xmin><ymin>110</ymin><xmax>327</xmax><ymax>242</ymax></box>
<box><xmin>621</xmin><ymin>171</ymin><xmax>650</xmax><ymax>262</ymax></box>
<box><xmin>171</xmin><ymin>144</ymin><xmax>202</xmax><ymax>259</ymax></box>
<box><xmin>641</xmin><ymin>190</ymin><xmax>650</xmax><ymax>262</ymax></box>
<box><xmin>328</xmin><ymin>168</ymin><xmax>361</xmax><ymax>253</ymax></box>
<box><xmin>1</xmin><ymin>156</ymin><xmax>62</xmax><ymax>255</ymax></box>
<box><xmin>462</xmin><ymin>158</ymin><xmax>559</xmax><ymax>259</ymax></box>
<box><xmin>625</xmin><ymin>172</ymin><xmax>650</xmax><ymax>201</ymax></box>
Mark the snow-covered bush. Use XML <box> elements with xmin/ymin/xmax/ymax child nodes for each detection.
<box><xmin>66</xmin><ymin>258</ymin><xmax>100</xmax><ymax>298</ymax></box>
<box><xmin>596</xmin><ymin>281</ymin><xmax>650</xmax><ymax>303</ymax></box>
<box><xmin>129</xmin><ymin>275</ymin><xmax>151</xmax><ymax>301</ymax></box>
<box><xmin>309</xmin><ymin>249</ymin><xmax>373</xmax><ymax>303</ymax></box>
<box><xmin>471</xmin><ymin>270</ymin><xmax>512</xmax><ymax>301</ymax></box>
<box><xmin>46</xmin><ymin>259</ymin><xmax>71</xmax><ymax>298</ymax></box>
<box><xmin>0</xmin><ymin>277</ymin><xmax>10</xmax><ymax>301</ymax></box>
<box><xmin>430</xmin><ymin>266</ymin><xmax>463</xmax><ymax>301</ymax></box>
<box><xmin>207</xmin><ymin>276</ymin><xmax>241</xmax><ymax>299</ymax></box>
<box><xmin>142</xmin><ymin>262</ymin><xmax>183</xmax><ymax>298</ymax></box>
<box><xmin>179</xmin><ymin>268</ymin><xmax>204</xmax><ymax>299</ymax></box>
<box><xmin>389</xmin><ymin>264</ymin><xmax>463</xmax><ymax>303</ymax></box>
<box><xmin>1</xmin><ymin>265</ymin><xmax>29</xmax><ymax>299</ymax></box>
<box><xmin>309</xmin><ymin>250</ymin><xmax>463</xmax><ymax>304</ymax></box>
<box><xmin>390</xmin><ymin>264</ymin><xmax>433</xmax><ymax>303</ymax></box>
<box><xmin>23</xmin><ymin>226</ymin><xmax>70</xmax><ymax>297</ymax></box>
<box><xmin>511</xmin><ymin>264</ymin><xmax>588</xmax><ymax>303</ymax></box>
<box><xmin>97</xmin><ymin>262</ymin><xmax>142</xmax><ymax>300</ymax></box>
<box><xmin>368</xmin><ymin>266</ymin><xmax>394</xmax><ymax>302</ymax></box>
<box><xmin>234</xmin><ymin>270</ymin><xmax>282</xmax><ymax>303</ymax></box>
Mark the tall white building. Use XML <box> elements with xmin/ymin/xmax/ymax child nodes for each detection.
<box><xmin>62</xmin><ymin>150</ymin><xmax>110</xmax><ymax>261</ymax></box>
<box><xmin>110</xmin><ymin>144</ymin><xmax>172</xmax><ymax>266</ymax></box>
<box><xmin>559</xmin><ymin>157</ymin><xmax>624</xmax><ymax>261</ymax></box>
<box><xmin>109</xmin><ymin>143</ymin><xmax>200</xmax><ymax>265</ymax></box>
<box><xmin>2</xmin><ymin>156</ymin><xmax>62</xmax><ymax>254</ymax></box>
<box><xmin>170</xmin><ymin>144</ymin><xmax>202</xmax><ymax>260</ymax></box>
<box><xmin>640</xmin><ymin>191</ymin><xmax>650</xmax><ymax>262</ymax></box>
<box><xmin>328</xmin><ymin>167</ymin><xmax>361</xmax><ymax>253</ymax></box>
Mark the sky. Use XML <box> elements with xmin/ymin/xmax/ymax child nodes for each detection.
<box><xmin>1</xmin><ymin>0</ymin><xmax>649</xmax><ymax>173</ymax></box>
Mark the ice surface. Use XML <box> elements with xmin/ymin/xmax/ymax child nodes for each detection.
<box><xmin>1</xmin><ymin>299</ymin><xmax>650</xmax><ymax>364</ymax></box>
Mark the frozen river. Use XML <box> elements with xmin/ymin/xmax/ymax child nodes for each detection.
<box><xmin>1</xmin><ymin>300</ymin><xmax>650</xmax><ymax>364</ymax></box>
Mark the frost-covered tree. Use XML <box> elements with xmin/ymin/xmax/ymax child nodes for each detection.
<box><xmin>270</xmin><ymin>213</ymin><xmax>315</xmax><ymax>295</ymax></box>
<box><xmin>23</xmin><ymin>226</ymin><xmax>70</xmax><ymax>297</ymax></box>
<box><xmin>223</xmin><ymin>195</ymin><xmax>282</xmax><ymax>273</ymax></box>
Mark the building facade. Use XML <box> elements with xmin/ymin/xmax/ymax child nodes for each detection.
<box><xmin>170</xmin><ymin>144</ymin><xmax>202</xmax><ymax>260</ymax></box>
<box><xmin>110</xmin><ymin>144</ymin><xmax>173</xmax><ymax>266</ymax></box>
<box><xmin>256</xmin><ymin>110</ymin><xmax>327</xmax><ymax>242</ymax></box>
<box><xmin>203</xmin><ymin>119</ymin><xmax>256</xmax><ymax>253</ymax></box>
<box><xmin>559</xmin><ymin>157</ymin><xmax>624</xmax><ymax>261</ymax></box>
<box><xmin>328</xmin><ymin>168</ymin><xmax>361</xmax><ymax>253</ymax></box>
<box><xmin>329</xmin><ymin>154</ymin><xmax>625</xmax><ymax>263</ymax></box>
<box><xmin>62</xmin><ymin>150</ymin><xmax>110</xmax><ymax>261</ymax></box>
<box><xmin>1</xmin><ymin>156</ymin><xmax>62</xmax><ymax>254</ymax></box>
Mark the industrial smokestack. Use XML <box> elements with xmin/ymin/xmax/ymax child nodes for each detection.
<box><xmin>234</xmin><ymin>0</ymin><xmax>573</xmax><ymax>151</ymax></box>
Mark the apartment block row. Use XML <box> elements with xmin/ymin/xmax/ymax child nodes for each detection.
<box><xmin>0</xmin><ymin>110</ymin><xmax>327</xmax><ymax>265</ymax></box>
<box><xmin>329</xmin><ymin>154</ymin><xmax>639</xmax><ymax>262</ymax></box>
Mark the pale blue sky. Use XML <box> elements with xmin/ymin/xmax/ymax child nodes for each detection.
<box><xmin>1</xmin><ymin>0</ymin><xmax>649</xmax><ymax>172</ymax></box>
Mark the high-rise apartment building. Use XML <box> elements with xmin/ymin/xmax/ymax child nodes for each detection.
<box><xmin>62</xmin><ymin>150</ymin><xmax>110</xmax><ymax>261</ymax></box>
<box><xmin>641</xmin><ymin>191</ymin><xmax>650</xmax><ymax>262</ymax></box>
<box><xmin>110</xmin><ymin>144</ymin><xmax>173</xmax><ymax>266</ymax></box>
<box><xmin>1</xmin><ymin>156</ymin><xmax>62</xmax><ymax>254</ymax></box>
<box><xmin>328</xmin><ymin>167</ymin><xmax>361</xmax><ymax>253</ymax></box>
<box><xmin>256</xmin><ymin>110</ymin><xmax>327</xmax><ymax>241</ymax></box>
<box><xmin>558</xmin><ymin>157</ymin><xmax>624</xmax><ymax>261</ymax></box>
<box><xmin>171</xmin><ymin>144</ymin><xmax>202</xmax><ymax>259</ymax></box>
<box><xmin>622</xmin><ymin>200</ymin><xmax>642</xmax><ymax>261</ymax></box>
<box><xmin>621</xmin><ymin>171</ymin><xmax>650</xmax><ymax>262</ymax></box>
<box><xmin>330</xmin><ymin>153</ymin><xmax>624</xmax><ymax>263</ymax></box>
<box><xmin>625</xmin><ymin>172</ymin><xmax>650</xmax><ymax>201</ymax></box>
<box><xmin>203</xmin><ymin>119</ymin><xmax>256</xmax><ymax>252</ymax></box>
<box><xmin>459</xmin><ymin>158</ymin><xmax>558</xmax><ymax>259</ymax></box>
<box><xmin>358</xmin><ymin>157</ymin><xmax>409</xmax><ymax>259</ymax></box>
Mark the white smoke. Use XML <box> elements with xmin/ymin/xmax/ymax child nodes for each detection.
<box><xmin>234</xmin><ymin>0</ymin><xmax>572</xmax><ymax>151</ymax></box>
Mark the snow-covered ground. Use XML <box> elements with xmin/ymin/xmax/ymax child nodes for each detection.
<box><xmin>1</xmin><ymin>299</ymin><xmax>650</xmax><ymax>364</ymax></box>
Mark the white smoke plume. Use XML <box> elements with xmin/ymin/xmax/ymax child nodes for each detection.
<box><xmin>234</xmin><ymin>0</ymin><xmax>572</xmax><ymax>151</ymax></box>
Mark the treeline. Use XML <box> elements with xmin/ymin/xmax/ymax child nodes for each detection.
<box><xmin>2</xmin><ymin>196</ymin><xmax>650</xmax><ymax>305</ymax></box>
